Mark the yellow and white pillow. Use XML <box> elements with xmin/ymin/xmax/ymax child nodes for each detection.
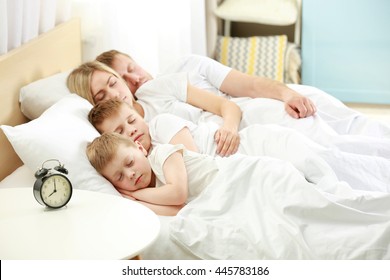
<box><xmin>215</xmin><ymin>35</ymin><xmax>288</xmax><ymax>82</ymax></box>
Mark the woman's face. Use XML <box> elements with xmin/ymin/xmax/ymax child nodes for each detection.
<box><xmin>90</xmin><ymin>70</ymin><xmax>134</xmax><ymax>106</ymax></box>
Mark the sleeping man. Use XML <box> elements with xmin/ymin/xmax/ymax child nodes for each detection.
<box><xmin>96</xmin><ymin>50</ymin><xmax>390</xmax><ymax>139</ymax></box>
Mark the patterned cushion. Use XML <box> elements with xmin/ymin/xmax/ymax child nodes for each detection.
<box><xmin>215</xmin><ymin>35</ymin><xmax>288</xmax><ymax>82</ymax></box>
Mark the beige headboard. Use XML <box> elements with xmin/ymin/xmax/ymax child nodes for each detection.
<box><xmin>0</xmin><ymin>18</ymin><xmax>82</xmax><ymax>181</ymax></box>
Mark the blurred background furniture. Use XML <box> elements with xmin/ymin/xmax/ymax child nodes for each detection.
<box><xmin>207</xmin><ymin>0</ymin><xmax>302</xmax><ymax>84</ymax></box>
<box><xmin>214</xmin><ymin>0</ymin><xmax>301</xmax><ymax>45</ymax></box>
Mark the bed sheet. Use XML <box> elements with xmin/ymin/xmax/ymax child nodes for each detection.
<box><xmin>288</xmin><ymin>84</ymin><xmax>390</xmax><ymax>137</ymax></box>
<box><xmin>0</xmin><ymin>165</ymin><xmax>196</xmax><ymax>260</ymax></box>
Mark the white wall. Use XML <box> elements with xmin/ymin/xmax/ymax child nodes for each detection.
<box><xmin>302</xmin><ymin>0</ymin><xmax>390</xmax><ymax>104</ymax></box>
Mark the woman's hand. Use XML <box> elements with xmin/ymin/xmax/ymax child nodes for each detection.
<box><xmin>214</xmin><ymin>126</ymin><xmax>240</xmax><ymax>157</ymax></box>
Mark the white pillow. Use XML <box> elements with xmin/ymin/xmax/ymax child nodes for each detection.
<box><xmin>19</xmin><ymin>71</ymin><xmax>72</xmax><ymax>120</ymax></box>
<box><xmin>1</xmin><ymin>94</ymin><xmax>120</xmax><ymax>196</ymax></box>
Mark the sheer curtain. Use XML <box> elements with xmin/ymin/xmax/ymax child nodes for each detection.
<box><xmin>0</xmin><ymin>0</ymin><xmax>72</xmax><ymax>55</ymax></box>
<box><xmin>1</xmin><ymin>0</ymin><xmax>206</xmax><ymax>74</ymax></box>
<box><xmin>72</xmin><ymin>0</ymin><xmax>206</xmax><ymax>75</ymax></box>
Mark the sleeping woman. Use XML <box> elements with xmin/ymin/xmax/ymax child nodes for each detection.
<box><xmin>67</xmin><ymin>60</ymin><xmax>390</xmax><ymax>159</ymax></box>
<box><xmin>86</xmin><ymin>132</ymin><xmax>390</xmax><ymax>259</ymax></box>
<box><xmin>67</xmin><ymin>60</ymin><xmax>241</xmax><ymax>157</ymax></box>
<box><xmin>88</xmin><ymin>99</ymin><xmax>390</xmax><ymax>193</ymax></box>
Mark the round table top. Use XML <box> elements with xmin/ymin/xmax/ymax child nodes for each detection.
<box><xmin>0</xmin><ymin>188</ymin><xmax>160</xmax><ymax>259</ymax></box>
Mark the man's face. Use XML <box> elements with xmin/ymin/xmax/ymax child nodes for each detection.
<box><xmin>111</xmin><ymin>54</ymin><xmax>154</xmax><ymax>94</ymax></box>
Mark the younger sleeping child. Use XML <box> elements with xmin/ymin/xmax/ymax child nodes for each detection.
<box><xmin>86</xmin><ymin>132</ymin><xmax>390</xmax><ymax>259</ymax></box>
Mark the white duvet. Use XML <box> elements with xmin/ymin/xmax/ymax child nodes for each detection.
<box><xmin>149</xmin><ymin>144</ymin><xmax>390</xmax><ymax>260</ymax></box>
<box><xmin>170</xmin><ymin>158</ymin><xmax>390</xmax><ymax>259</ymax></box>
<box><xmin>150</xmin><ymin>115</ymin><xmax>390</xmax><ymax>193</ymax></box>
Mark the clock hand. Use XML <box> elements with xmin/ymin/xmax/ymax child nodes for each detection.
<box><xmin>48</xmin><ymin>179</ymin><xmax>57</xmax><ymax>197</ymax></box>
<box><xmin>48</xmin><ymin>188</ymin><xmax>57</xmax><ymax>197</ymax></box>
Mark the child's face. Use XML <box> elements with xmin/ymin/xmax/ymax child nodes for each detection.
<box><xmin>97</xmin><ymin>104</ymin><xmax>152</xmax><ymax>151</ymax></box>
<box><xmin>90</xmin><ymin>70</ymin><xmax>134</xmax><ymax>106</ymax></box>
<box><xmin>101</xmin><ymin>142</ymin><xmax>152</xmax><ymax>192</ymax></box>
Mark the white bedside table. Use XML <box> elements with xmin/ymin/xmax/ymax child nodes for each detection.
<box><xmin>0</xmin><ymin>188</ymin><xmax>160</xmax><ymax>259</ymax></box>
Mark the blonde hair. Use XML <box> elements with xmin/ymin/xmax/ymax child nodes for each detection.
<box><xmin>96</xmin><ymin>49</ymin><xmax>132</xmax><ymax>68</ymax></box>
<box><xmin>88</xmin><ymin>99</ymin><xmax>135</xmax><ymax>133</ymax></box>
<box><xmin>86</xmin><ymin>132</ymin><xmax>137</xmax><ymax>174</ymax></box>
<box><xmin>66</xmin><ymin>61</ymin><xmax>125</xmax><ymax>105</ymax></box>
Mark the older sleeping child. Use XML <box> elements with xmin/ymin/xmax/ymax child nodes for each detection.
<box><xmin>86</xmin><ymin>132</ymin><xmax>390</xmax><ymax>259</ymax></box>
<box><xmin>87</xmin><ymin>99</ymin><xmax>390</xmax><ymax>192</ymax></box>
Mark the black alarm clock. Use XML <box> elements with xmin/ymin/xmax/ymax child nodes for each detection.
<box><xmin>33</xmin><ymin>159</ymin><xmax>73</xmax><ymax>209</ymax></box>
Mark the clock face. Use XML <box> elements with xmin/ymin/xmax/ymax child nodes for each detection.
<box><xmin>41</xmin><ymin>174</ymin><xmax>72</xmax><ymax>208</ymax></box>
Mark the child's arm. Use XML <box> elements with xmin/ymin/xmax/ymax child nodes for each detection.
<box><xmin>139</xmin><ymin>201</ymin><xmax>184</xmax><ymax>216</ymax></box>
<box><xmin>186</xmin><ymin>84</ymin><xmax>241</xmax><ymax>156</ymax></box>
<box><xmin>169</xmin><ymin>127</ymin><xmax>198</xmax><ymax>153</ymax></box>
<box><xmin>130</xmin><ymin>150</ymin><xmax>188</xmax><ymax>206</ymax></box>
<box><xmin>122</xmin><ymin>196</ymin><xmax>184</xmax><ymax>216</ymax></box>
<box><xmin>149</xmin><ymin>114</ymin><xmax>199</xmax><ymax>153</ymax></box>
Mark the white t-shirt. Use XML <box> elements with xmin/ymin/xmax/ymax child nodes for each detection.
<box><xmin>149</xmin><ymin>113</ymin><xmax>218</xmax><ymax>156</ymax></box>
<box><xmin>135</xmin><ymin>72</ymin><xmax>191</xmax><ymax>122</ymax></box>
<box><xmin>136</xmin><ymin>72</ymin><xmax>224</xmax><ymax>125</ymax></box>
<box><xmin>136</xmin><ymin>55</ymin><xmax>232</xmax><ymax>125</ymax></box>
<box><xmin>148</xmin><ymin>144</ymin><xmax>219</xmax><ymax>203</ymax></box>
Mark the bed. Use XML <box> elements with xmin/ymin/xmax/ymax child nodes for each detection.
<box><xmin>1</xmin><ymin>19</ymin><xmax>390</xmax><ymax>260</ymax></box>
<box><xmin>0</xmin><ymin>19</ymin><xmax>81</xmax><ymax>181</ymax></box>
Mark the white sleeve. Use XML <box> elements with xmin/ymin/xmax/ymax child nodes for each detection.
<box><xmin>149</xmin><ymin>114</ymin><xmax>196</xmax><ymax>146</ymax></box>
<box><xmin>148</xmin><ymin>144</ymin><xmax>185</xmax><ymax>185</ymax></box>
<box><xmin>189</xmin><ymin>55</ymin><xmax>231</xmax><ymax>89</ymax></box>
<box><xmin>137</xmin><ymin>72</ymin><xmax>188</xmax><ymax>101</ymax></box>
<box><xmin>160</xmin><ymin>55</ymin><xmax>231</xmax><ymax>89</ymax></box>
<box><xmin>135</xmin><ymin>72</ymin><xmax>189</xmax><ymax>121</ymax></box>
